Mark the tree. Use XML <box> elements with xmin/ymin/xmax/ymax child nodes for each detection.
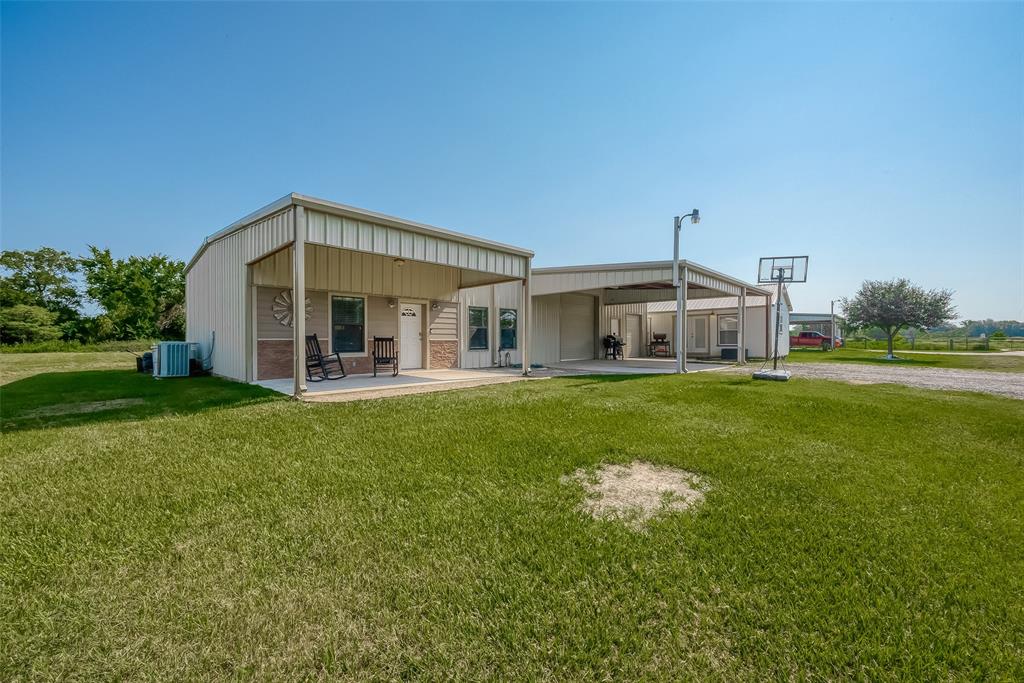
<box><xmin>79</xmin><ymin>247</ymin><xmax>186</xmax><ymax>340</ymax></box>
<box><xmin>0</xmin><ymin>304</ymin><xmax>63</xmax><ymax>344</ymax></box>
<box><xmin>842</xmin><ymin>279</ymin><xmax>955</xmax><ymax>359</ymax></box>
<box><xmin>0</xmin><ymin>248</ymin><xmax>82</xmax><ymax>331</ymax></box>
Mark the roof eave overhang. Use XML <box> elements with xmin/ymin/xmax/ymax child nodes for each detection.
<box><xmin>186</xmin><ymin>193</ymin><xmax>534</xmax><ymax>275</ymax></box>
<box><xmin>532</xmin><ymin>259</ymin><xmax>771</xmax><ymax>297</ymax></box>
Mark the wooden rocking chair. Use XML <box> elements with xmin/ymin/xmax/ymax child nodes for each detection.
<box><xmin>372</xmin><ymin>336</ymin><xmax>399</xmax><ymax>377</ymax></box>
<box><xmin>305</xmin><ymin>334</ymin><xmax>346</xmax><ymax>381</ymax></box>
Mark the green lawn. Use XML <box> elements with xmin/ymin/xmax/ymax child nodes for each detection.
<box><xmin>2</xmin><ymin>354</ymin><xmax>1022</xmax><ymax>679</ymax></box>
<box><xmin>788</xmin><ymin>347</ymin><xmax>1024</xmax><ymax>372</ymax></box>
<box><xmin>0</xmin><ymin>350</ymin><xmax>144</xmax><ymax>385</ymax></box>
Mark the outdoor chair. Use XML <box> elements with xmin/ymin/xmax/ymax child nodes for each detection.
<box><xmin>372</xmin><ymin>336</ymin><xmax>399</xmax><ymax>377</ymax></box>
<box><xmin>305</xmin><ymin>334</ymin><xmax>346</xmax><ymax>382</ymax></box>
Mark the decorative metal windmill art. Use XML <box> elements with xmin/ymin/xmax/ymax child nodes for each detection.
<box><xmin>272</xmin><ymin>289</ymin><xmax>312</xmax><ymax>328</ymax></box>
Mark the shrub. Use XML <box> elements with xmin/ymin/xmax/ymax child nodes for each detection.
<box><xmin>0</xmin><ymin>339</ymin><xmax>158</xmax><ymax>353</ymax></box>
<box><xmin>0</xmin><ymin>304</ymin><xmax>63</xmax><ymax>344</ymax></box>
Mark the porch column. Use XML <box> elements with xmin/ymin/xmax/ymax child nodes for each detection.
<box><xmin>521</xmin><ymin>258</ymin><xmax>532</xmax><ymax>375</ymax></box>
<box><xmin>738</xmin><ymin>288</ymin><xmax>746</xmax><ymax>365</ymax></box>
<box><xmin>292</xmin><ymin>206</ymin><xmax>306</xmax><ymax>398</ymax></box>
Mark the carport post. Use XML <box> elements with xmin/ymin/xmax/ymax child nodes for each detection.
<box><xmin>678</xmin><ymin>266</ymin><xmax>688</xmax><ymax>373</ymax></box>
<box><xmin>292</xmin><ymin>206</ymin><xmax>307</xmax><ymax>398</ymax></box>
<box><xmin>521</xmin><ymin>258</ymin><xmax>532</xmax><ymax>375</ymax></box>
<box><xmin>738</xmin><ymin>288</ymin><xmax>746</xmax><ymax>365</ymax></box>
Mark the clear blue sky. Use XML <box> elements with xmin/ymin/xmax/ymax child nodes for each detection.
<box><xmin>2</xmin><ymin>2</ymin><xmax>1022</xmax><ymax>320</ymax></box>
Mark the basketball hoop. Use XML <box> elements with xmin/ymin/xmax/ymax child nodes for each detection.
<box><xmin>754</xmin><ymin>256</ymin><xmax>809</xmax><ymax>381</ymax></box>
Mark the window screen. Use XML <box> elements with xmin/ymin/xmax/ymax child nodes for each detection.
<box><xmin>468</xmin><ymin>306</ymin><xmax>488</xmax><ymax>350</ymax></box>
<box><xmin>332</xmin><ymin>296</ymin><xmax>365</xmax><ymax>353</ymax></box>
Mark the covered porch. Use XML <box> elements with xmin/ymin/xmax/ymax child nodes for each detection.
<box><xmin>241</xmin><ymin>195</ymin><xmax>534</xmax><ymax>397</ymax></box>
<box><xmin>528</xmin><ymin>261</ymin><xmax>772</xmax><ymax>371</ymax></box>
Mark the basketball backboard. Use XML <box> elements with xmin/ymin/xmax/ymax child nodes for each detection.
<box><xmin>757</xmin><ymin>256</ymin><xmax>808</xmax><ymax>284</ymax></box>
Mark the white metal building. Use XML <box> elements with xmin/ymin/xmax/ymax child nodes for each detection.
<box><xmin>461</xmin><ymin>261</ymin><xmax>779</xmax><ymax>367</ymax></box>
<box><xmin>186</xmin><ymin>195</ymin><xmax>783</xmax><ymax>396</ymax></box>
<box><xmin>185</xmin><ymin>194</ymin><xmax>533</xmax><ymax>397</ymax></box>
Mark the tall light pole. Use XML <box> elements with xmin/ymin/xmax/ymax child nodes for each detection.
<box><xmin>673</xmin><ymin>209</ymin><xmax>700</xmax><ymax>374</ymax></box>
<box><xmin>830</xmin><ymin>299</ymin><xmax>837</xmax><ymax>352</ymax></box>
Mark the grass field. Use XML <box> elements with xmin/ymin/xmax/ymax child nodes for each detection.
<box><xmin>2</xmin><ymin>353</ymin><xmax>1022</xmax><ymax>679</ymax></box>
<box><xmin>787</xmin><ymin>347</ymin><xmax>1024</xmax><ymax>372</ymax></box>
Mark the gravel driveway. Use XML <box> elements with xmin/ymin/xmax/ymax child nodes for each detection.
<box><xmin>784</xmin><ymin>363</ymin><xmax>1024</xmax><ymax>400</ymax></box>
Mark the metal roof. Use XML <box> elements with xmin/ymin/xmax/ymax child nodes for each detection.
<box><xmin>790</xmin><ymin>312</ymin><xmax>841</xmax><ymax>324</ymax></box>
<box><xmin>646</xmin><ymin>287</ymin><xmax>793</xmax><ymax>313</ymax></box>
<box><xmin>531</xmin><ymin>259</ymin><xmax>771</xmax><ymax>298</ymax></box>
<box><xmin>186</xmin><ymin>193</ymin><xmax>534</xmax><ymax>273</ymax></box>
<box><xmin>648</xmin><ymin>296</ymin><xmax>767</xmax><ymax>313</ymax></box>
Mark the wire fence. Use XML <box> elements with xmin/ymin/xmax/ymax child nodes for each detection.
<box><xmin>849</xmin><ymin>337</ymin><xmax>1024</xmax><ymax>352</ymax></box>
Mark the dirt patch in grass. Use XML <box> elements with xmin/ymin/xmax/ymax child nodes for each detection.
<box><xmin>564</xmin><ymin>461</ymin><xmax>708</xmax><ymax>528</ymax></box>
<box><xmin>20</xmin><ymin>398</ymin><xmax>146</xmax><ymax>418</ymax></box>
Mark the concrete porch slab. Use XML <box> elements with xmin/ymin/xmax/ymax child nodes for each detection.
<box><xmin>256</xmin><ymin>368</ymin><xmax>536</xmax><ymax>402</ymax></box>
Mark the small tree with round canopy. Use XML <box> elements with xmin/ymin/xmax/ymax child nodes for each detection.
<box><xmin>842</xmin><ymin>279</ymin><xmax>955</xmax><ymax>359</ymax></box>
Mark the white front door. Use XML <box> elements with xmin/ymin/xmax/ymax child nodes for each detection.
<box><xmin>400</xmin><ymin>303</ymin><xmax>423</xmax><ymax>369</ymax></box>
<box><xmin>687</xmin><ymin>316</ymin><xmax>709</xmax><ymax>354</ymax></box>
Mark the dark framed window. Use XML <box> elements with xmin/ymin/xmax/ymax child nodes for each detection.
<box><xmin>468</xmin><ymin>306</ymin><xmax>488</xmax><ymax>350</ymax></box>
<box><xmin>499</xmin><ymin>308</ymin><xmax>518</xmax><ymax>349</ymax></box>
<box><xmin>332</xmin><ymin>295</ymin><xmax>365</xmax><ymax>353</ymax></box>
<box><xmin>718</xmin><ymin>315</ymin><xmax>738</xmax><ymax>346</ymax></box>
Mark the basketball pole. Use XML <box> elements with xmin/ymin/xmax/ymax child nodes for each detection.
<box><xmin>772</xmin><ymin>269</ymin><xmax>784</xmax><ymax>371</ymax></box>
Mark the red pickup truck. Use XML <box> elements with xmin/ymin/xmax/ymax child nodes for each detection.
<box><xmin>790</xmin><ymin>331</ymin><xmax>841</xmax><ymax>350</ymax></box>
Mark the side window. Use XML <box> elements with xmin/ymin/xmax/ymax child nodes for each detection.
<box><xmin>468</xmin><ymin>306</ymin><xmax>488</xmax><ymax>350</ymax></box>
<box><xmin>499</xmin><ymin>308</ymin><xmax>517</xmax><ymax>349</ymax></box>
<box><xmin>718</xmin><ymin>315</ymin><xmax>738</xmax><ymax>346</ymax></box>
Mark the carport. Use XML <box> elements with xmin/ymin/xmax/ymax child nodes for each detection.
<box><xmin>529</xmin><ymin>261</ymin><xmax>772</xmax><ymax>371</ymax></box>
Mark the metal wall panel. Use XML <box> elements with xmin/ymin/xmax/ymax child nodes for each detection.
<box><xmin>186</xmin><ymin>230</ymin><xmax>250</xmax><ymax>382</ymax></box>
<box><xmin>532</xmin><ymin>265</ymin><xmax>741</xmax><ymax>297</ymax></box>
<box><xmin>649</xmin><ymin>305</ymin><xmax>773</xmax><ymax>358</ymax></box>
<box><xmin>601</xmin><ymin>303</ymin><xmax>647</xmax><ymax>357</ymax></box>
<box><xmin>459</xmin><ymin>286</ymin><xmax>493</xmax><ymax>369</ymax></box>
<box><xmin>457</xmin><ymin>282</ymin><xmax>526</xmax><ymax>368</ymax></box>
<box><xmin>305</xmin><ymin>210</ymin><xmax>527</xmax><ymax>281</ymax></box>
<box><xmin>256</xmin><ymin>288</ymin><xmax>328</xmax><ymax>341</ymax></box>
<box><xmin>250</xmin><ymin>244</ymin><xmax>461</xmax><ymax>302</ymax></box>
<box><xmin>529</xmin><ymin>294</ymin><xmax>561</xmax><ymax>365</ymax></box>
<box><xmin>428</xmin><ymin>302</ymin><xmax>458</xmax><ymax>341</ymax></box>
<box><xmin>559</xmin><ymin>293</ymin><xmax>596</xmax><ymax>361</ymax></box>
